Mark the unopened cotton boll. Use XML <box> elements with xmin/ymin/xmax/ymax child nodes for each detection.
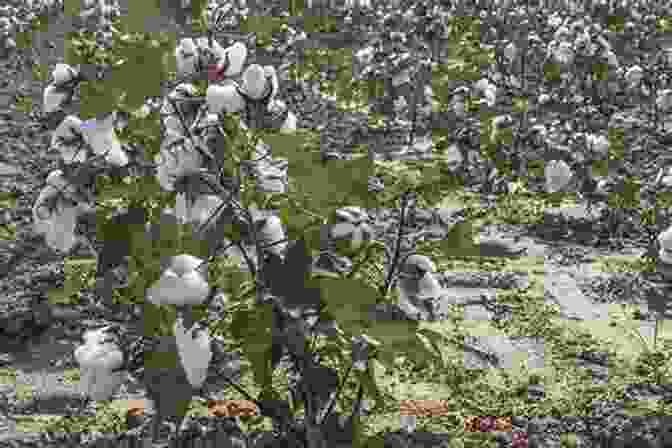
<box><xmin>173</xmin><ymin>318</ymin><xmax>212</xmax><ymax>388</ymax></box>
<box><xmin>146</xmin><ymin>254</ymin><xmax>210</xmax><ymax>306</ymax></box>
<box><xmin>545</xmin><ymin>160</ymin><xmax>573</xmax><ymax>193</ymax></box>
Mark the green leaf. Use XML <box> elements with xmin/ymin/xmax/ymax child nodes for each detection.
<box><xmin>316</xmin><ymin>278</ymin><xmax>378</xmax><ymax>332</ymax></box>
<box><xmin>438</xmin><ymin>219</ymin><xmax>477</xmax><ymax>258</ymax></box>
<box><xmin>231</xmin><ymin>304</ymin><xmax>274</xmax><ymax>389</ymax></box>
<box><xmin>353</xmin><ymin>362</ymin><xmax>387</xmax><ymax>412</ymax></box>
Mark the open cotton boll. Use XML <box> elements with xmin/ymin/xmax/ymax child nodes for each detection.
<box><xmin>155</xmin><ymin>134</ymin><xmax>204</xmax><ymax>191</ymax></box>
<box><xmin>241</xmin><ymin>64</ymin><xmax>268</xmax><ymax>100</ymax></box>
<box><xmin>263</xmin><ymin>66</ymin><xmax>279</xmax><ymax>102</ymax></box>
<box><xmin>545</xmin><ymin>160</ymin><xmax>573</xmax><ymax>193</ymax></box>
<box><xmin>190</xmin><ymin>194</ymin><xmax>225</xmax><ymax>228</ymax></box>
<box><xmin>206</xmin><ymin>84</ymin><xmax>244</xmax><ymax>114</ymax></box>
<box><xmin>82</xmin><ymin>327</ymin><xmax>114</xmax><ymax>345</ymax></box>
<box><xmin>658</xmin><ymin>226</ymin><xmax>672</xmax><ymax>264</ymax></box>
<box><xmin>80</xmin><ymin>113</ymin><xmax>128</xmax><ymax>167</ymax></box>
<box><xmin>79</xmin><ymin>367</ymin><xmax>125</xmax><ymax>401</ymax></box>
<box><xmin>392</xmin><ymin>68</ymin><xmax>411</xmax><ymax>87</ymax></box>
<box><xmin>43</xmin><ymin>84</ymin><xmax>69</xmax><ymax>114</ymax></box>
<box><xmin>52</xmin><ymin>115</ymin><xmax>87</xmax><ymax>164</ymax></box>
<box><xmin>281</xmin><ymin>110</ymin><xmax>297</xmax><ymax>133</ymax></box>
<box><xmin>52</xmin><ymin>63</ymin><xmax>78</xmax><ymax>86</ymax></box>
<box><xmin>174</xmin><ymin>193</ymin><xmax>224</xmax><ymax>227</ymax></box>
<box><xmin>44</xmin><ymin>203</ymin><xmax>80</xmax><ymax>253</ymax></box>
<box><xmin>585</xmin><ymin>133</ymin><xmax>609</xmax><ymax>158</ymax></box>
<box><xmin>656</xmin><ymin>89</ymin><xmax>672</xmax><ymax>113</ymax></box>
<box><xmin>175</xmin><ymin>38</ymin><xmax>198</xmax><ymax>76</ymax></box>
<box><xmin>146</xmin><ymin>254</ymin><xmax>210</xmax><ymax>306</ymax></box>
<box><xmin>625</xmin><ymin>65</ymin><xmax>644</xmax><ymax>86</ymax></box>
<box><xmin>75</xmin><ymin>341</ymin><xmax>124</xmax><ymax>370</ymax></box>
<box><xmin>219</xmin><ymin>41</ymin><xmax>247</xmax><ymax>78</ymax></box>
<box><xmin>173</xmin><ymin>318</ymin><xmax>212</xmax><ymax>388</ymax></box>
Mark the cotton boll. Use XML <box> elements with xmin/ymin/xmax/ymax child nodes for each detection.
<box><xmin>281</xmin><ymin>111</ymin><xmax>297</xmax><ymax>133</ymax></box>
<box><xmin>80</xmin><ymin>112</ymin><xmax>128</xmax><ymax>167</ymax></box>
<box><xmin>155</xmin><ymin>135</ymin><xmax>204</xmax><ymax>192</ymax></box>
<box><xmin>263</xmin><ymin>65</ymin><xmax>279</xmax><ymax>102</ymax></box>
<box><xmin>83</xmin><ymin>368</ymin><xmax>125</xmax><ymax>401</ymax></box>
<box><xmin>175</xmin><ymin>38</ymin><xmax>198</xmax><ymax>76</ymax></box>
<box><xmin>658</xmin><ymin>226</ymin><xmax>672</xmax><ymax>264</ymax></box>
<box><xmin>173</xmin><ymin>318</ymin><xmax>212</xmax><ymax>388</ymax></box>
<box><xmin>545</xmin><ymin>160</ymin><xmax>573</xmax><ymax>193</ymax></box>
<box><xmin>206</xmin><ymin>84</ymin><xmax>244</xmax><ymax>114</ymax></box>
<box><xmin>656</xmin><ymin>89</ymin><xmax>672</xmax><ymax>113</ymax></box>
<box><xmin>44</xmin><ymin>201</ymin><xmax>80</xmax><ymax>253</ymax></box>
<box><xmin>52</xmin><ymin>63</ymin><xmax>78</xmax><ymax>86</ymax></box>
<box><xmin>220</xmin><ymin>42</ymin><xmax>247</xmax><ymax>77</ymax></box>
<box><xmin>625</xmin><ymin>65</ymin><xmax>644</xmax><ymax>86</ymax></box>
<box><xmin>43</xmin><ymin>84</ymin><xmax>68</xmax><ymax>114</ymax></box>
<box><xmin>241</xmin><ymin>64</ymin><xmax>268</xmax><ymax>100</ymax></box>
<box><xmin>51</xmin><ymin>115</ymin><xmax>86</xmax><ymax>164</ymax></box>
<box><xmin>146</xmin><ymin>254</ymin><xmax>210</xmax><ymax>306</ymax></box>
<box><xmin>396</xmin><ymin>254</ymin><xmax>443</xmax><ymax>320</ymax></box>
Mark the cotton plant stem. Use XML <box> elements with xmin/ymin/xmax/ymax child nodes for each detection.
<box><xmin>379</xmin><ymin>190</ymin><xmax>413</xmax><ymax>300</ymax></box>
